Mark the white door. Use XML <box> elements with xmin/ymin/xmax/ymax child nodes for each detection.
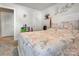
<box><xmin>1</xmin><ymin>12</ymin><xmax>14</xmax><ymax>36</ymax></box>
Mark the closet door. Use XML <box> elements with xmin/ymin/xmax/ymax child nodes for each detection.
<box><xmin>1</xmin><ymin>12</ymin><xmax>14</xmax><ymax>36</ymax></box>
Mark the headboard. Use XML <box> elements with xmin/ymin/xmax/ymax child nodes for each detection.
<box><xmin>52</xmin><ymin>20</ymin><xmax>79</xmax><ymax>30</ymax></box>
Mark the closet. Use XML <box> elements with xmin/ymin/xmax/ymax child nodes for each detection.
<box><xmin>0</xmin><ymin>7</ymin><xmax>14</xmax><ymax>37</ymax></box>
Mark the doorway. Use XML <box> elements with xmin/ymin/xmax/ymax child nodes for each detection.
<box><xmin>0</xmin><ymin>7</ymin><xmax>14</xmax><ymax>37</ymax></box>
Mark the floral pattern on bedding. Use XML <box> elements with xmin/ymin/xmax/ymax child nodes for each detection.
<box><xmin>20</xmin><ymin>28</ymin><xmax>78</xmax><ymax>50</ymax></box>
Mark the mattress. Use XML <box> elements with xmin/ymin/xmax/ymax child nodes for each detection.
<box><xmin>17</xmin><ymin>28</ymin><xmax>78</xmax><ymax>56</ymax></box>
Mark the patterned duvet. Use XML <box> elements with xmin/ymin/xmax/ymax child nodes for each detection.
<box><xmin>17</xmin><ymin>28</ymin><xmax>79</xmax><ymax>56</ymax></box>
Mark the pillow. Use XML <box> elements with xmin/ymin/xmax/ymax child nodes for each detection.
<box><xmin>52</xmin><ymin>23</ymin><xmax>63</xmax><ymax>29</ymax></box>
<box><xmin>63</xmin><ymin>22</ymin><xmax>73</xmax><ymax>30</ymax></box>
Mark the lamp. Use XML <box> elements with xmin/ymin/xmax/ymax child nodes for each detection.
<box><xmin>44</xmin><ymin>14</ymin><xmax>52</xmax><ymax>28</ymax></box>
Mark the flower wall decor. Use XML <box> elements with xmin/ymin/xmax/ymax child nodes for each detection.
<box><xmin>54</xmin><ymin>3</ymin><xmax>74</xmax><ymax>15</ymax></box>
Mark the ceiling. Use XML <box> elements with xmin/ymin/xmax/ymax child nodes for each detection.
<box><xmin>18</xmin><ymin>3</ymin><xmax>55</xmax><ymax>10</ymax></box>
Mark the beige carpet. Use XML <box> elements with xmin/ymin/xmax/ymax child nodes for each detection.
<box><xmin>0</xmin><ymin>36</ymin><xmax>18</xmax><ymax>56</ymax></box>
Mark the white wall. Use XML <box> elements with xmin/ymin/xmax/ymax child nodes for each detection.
<box><xmin>31</xmin><ymin>10</ymin><xmax>43</xmax><ymax>31</ymax></box>
<box><xmin>42</xmin><ymin>4</ymin><xmax>79</xmax><ymax>22</ymax></box>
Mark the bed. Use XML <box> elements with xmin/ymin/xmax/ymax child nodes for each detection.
<box><xmin>16</xmin><ymin>28</ymin><xmax>79</xmax><ymax>56</ymax></box>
